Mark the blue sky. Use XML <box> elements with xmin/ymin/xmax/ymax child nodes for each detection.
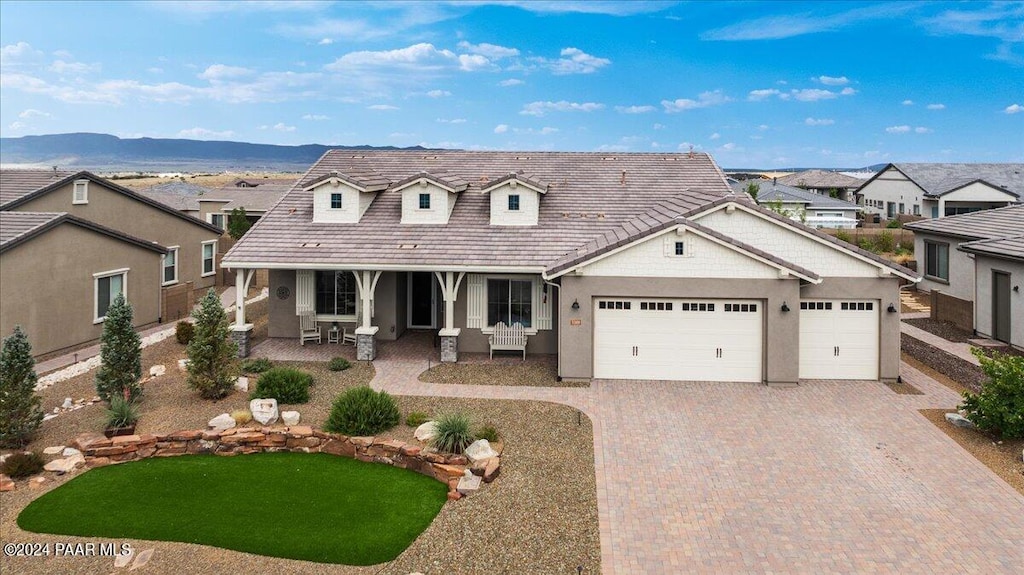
<box><xmin>1</xmin><ymin>1</ymin><xmax>1022</xmax><ymax>167</ymax></box>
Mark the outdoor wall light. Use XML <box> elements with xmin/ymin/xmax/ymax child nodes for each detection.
<box><xmin>571</xmin><ymin>299</ymin><xmax>580</xmax><ymax>311</ymax></box>
<box><xmin>780</xmin><ymin>302</ymin><xmax>790</xmax><ymax>312</ymax></box>
<box><xmin>887</xmin><ymin>303</ymin><xmax>897</xmax><ymax>313</ymax></box>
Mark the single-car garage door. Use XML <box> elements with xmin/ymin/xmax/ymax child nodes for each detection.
<box><xmin>799</xmin><ymin>299</ymin><xmax>879</xmax><ymax>380</ymax></box>
<box><xmin>593</xmin><ymin>299</ymin><xmax>763</xmax><ymax>382</ymax></box>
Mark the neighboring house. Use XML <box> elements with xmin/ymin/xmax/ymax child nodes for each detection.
<box><xmin>0</xmin><ymin>170</ymin><xmax>223</xmax><ymax>355</ymax></box>
<box><xmin>959</xmin><ymin>235</ymin><xmax>1023</xmax><ymax>350</ymax></box>
<box><xmin>730</xmin><ymin>178</ymin><xmax>861</xmax><ymax>228</ymax></box>
<box><xmin>223</xmin><ymin>151</ymin><xmax>917</xmax><ymax>385</ymax></box>
<box><xmin>197</xmin><ymin>183</ymin><xmax>292</xmax><ymax>232</ymax></box>
<box><xmin>856</xmin><ymin>163</ymin><xmax>1022</xmax><ymax>219</ymax></box>
<box><xmin>905</xmin><ymin>206</ymin><xmax>1024</xmax><ymax>341</ymax></box>
<box><xmin>0</xmin><ymin>212</ymin><xmax>167</xmax><ymax>357</ymax></box>
<box><xmin>776</xmin><ymin>169</ymin><xmax>865</xmax><ymax>203</ymax></box>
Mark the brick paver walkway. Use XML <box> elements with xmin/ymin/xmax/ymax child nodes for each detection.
<box><xmin>253</xmin><ymin>334</ymin><xmax>1024</xmax><ymax>573</ymax></box>
<box><xmin>901</xmin><ymin>321</ymin><xmax>981</xmax><ymax>366</ymax></box>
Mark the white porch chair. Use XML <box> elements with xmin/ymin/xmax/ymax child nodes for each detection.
<box><xmin>341</xmin><ymin>326</ymin><xmax>357</xmax><ymax>345</ymax></box>
<box><xmin>488</xmin><ymin>321</ymin><xmax>528</xmax><ymax>360</ymax></box>
<box><xmin>299</xmin><ymin>312</ymin><xmax>321</xmax><ymax>345</ymax></box>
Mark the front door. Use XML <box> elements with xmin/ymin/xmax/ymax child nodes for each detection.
<box><xmin>993</xmin><ymin>271</ymin><xmax>1011</xmax><ymax>344</ymax></box>
<box><xmin>408</xmin><ymin>272</ymin><xmax>436</xmax><ymax>329</ymax></box>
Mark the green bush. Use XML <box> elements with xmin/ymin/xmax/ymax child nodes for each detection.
<box><xmin>324</xmin><ymin>386</ymin><xmax>400</xmax><ymax>436</ymax></box>
<box><xmin>476</xmin><ymin>424</ymin><xmax>499</xmax><ymax>443</ymax></box>
<box><xmin>431</xmin><ymin>413</ymin><xmax>475</xmax><ymax>454</ymax></box>
<box><xmin>241</xmin><ymin>357</ymin><xmax>273</xmax><ymax>374</ymax></box>
<box><xmin>251</xmin><ymin>367</ymin><xmax>313</xmax><ymax>404</ymax></box>
<box><xmin>834</xmin><ymin>230</ymin><xmax>852</xmax><ymax>244</ymax></box>
<box><xmin>876</xmin><ymin>230</ymin><xmax>896</xmax><ymax>253</ymax></box>
<box><xmin>328</xmin><ymin>357</ymin><xmax>351</xmax><ymax>372</ymax></box>
<box><xmin>960</xmin><ymin>350</ymin><xmax>1024</xmax><ymax>439</ymax></box>
<box><xmin>857</xmin><ymin>238</ymin><xmax>875</xmax><ymax>252</ymax></box>
<box><xmin>95</xmin><ymin>294</ymin><xmax>142</xmax><ymax>402</ymax></box>
<box><xmin>0</xmin><ymin>451</ymin><xmax>44</xmax><ymax>478</ymax></box>
<box><xmin>175</xmin><ymin>321</ymin><xmax>194</xmax><ymax>345</ymax></box>
<box><xmin>405</xmin><ymin>411</ymin><xmax>430</xmax><ymax>427</ymax></box>
<box><xmin>187</xmin><ymin>289</ymin><xmax>240</xmax><ymax>400</ymax></box>
<box><xmin>886</xmin><ymin>218</ymin><xmax>902</xmax><ymax>229</ymax></box>
<box><xmin>105</xmin><ymin>395</ymin><xmax>139</xmax><ymax>428</ymax></box>
<box><xmin>0</xmin><ymin>326</ymin><xmax>43</xmax><ymax>448</ymax></box>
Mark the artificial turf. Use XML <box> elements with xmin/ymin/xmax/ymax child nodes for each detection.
<box><xmin>17</xmin><ymin>452</ymin><xmax>448</xmax><ymax>565</ymax></box>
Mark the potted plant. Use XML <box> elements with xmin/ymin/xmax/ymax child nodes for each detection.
<box><xmin>104</xmin><ymin>391</ymin><xmax>139</xmax><ymax>438</ymax></box>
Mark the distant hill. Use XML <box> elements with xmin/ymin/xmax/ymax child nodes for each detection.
<box><xmin>0</xmin><ymin>132</ymin><xmax>427</xmax><ymax>172</ymax></box>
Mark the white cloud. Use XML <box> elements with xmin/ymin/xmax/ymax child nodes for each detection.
<box><xmin>718</xmin><ymin>142</ymin><xmax>740</xmax><ymax>152</ymax></box>
<box><xmin>493</xmin><ymin>124</ymin><xmax>509</xmax><ymax>134</ymax></box>
<box><xmin>0</xmin><ymin>41</ymin><xmax>43</xmax><ymax>65</ymax></box>
<box><xmin>653</xmin><ymin>123</ymin><xmax>665</xmax><ymax>130</ymax></box>
<box><xmin>661</xmin><ymin>90</ymin><xmax>729</xmax><ymax>112</ymax></box>
<box><xmin>926</xmin><ymin>103</ymin><xmax>946</xmax><ymax>110</ymax></box>
<box><xmin>914</xmin><ymin>126</ymin><xmax>931</xmax><ymax>133</ymax></box>
<box><xmin>614</xmin><ymin>105</ymin><xmax>656</xmax><ymax>114</ymax></box>
<box><xmin>840</xmin><ymin>87</ymin><xmax>856</xmax><ymax>95</ymax></box>
<box><xmin>48</xmin><ymin>59</ymin><xmax>100</xmax><ymax>75</ymax></box>
<box><xmin>902</xmin><ymin>99</ymin><xmax>914</xmax><ymax>105</ymax></box>
<box><xmin>1</xmin><ymin>72</ymin><xmax>124</xmax><ymax>104</ymax></box>
<box><xmin>513</xmin><ymin>126</ymin><xmax>559</xmax><ymax>135</ymax></box>
<box><xmin>499</xmin><ymin>78</ymin><xmax>524</xmax><ymax>86</ymax></box>
<box><xmin>790</xmin><ymin>88</ymin><xmax>838</xmax><ymax>102</ymax></box>
<box><xmin>677</xmin><ymin>142</ymin><xmax>702</xmax><ymax>151</ymax></box>
<box><xmin>520</xmin><ymin>100</ymin><xmax>604</xmax><ymax>116</ymax></box>
<box><xmin>457</xmin><ymin>41</ymin><xmax>520</xmax><ymax>59</ymax></box>
<box><xmin>199</xmin><ymin>64</ymin><xmax>254</xmax><ymax>80</ymax></box>
<box><xmin>147</xmin><ymin>67</ymin><xmax>164</xmax><ymax>74</ymax></box>
<box><xmin>18</xmin><ymin>109</ymin><xmax>50</xmax><ymax>119</ymax></box>
<box><xmin>367</xmin><ymin>104</ymin><xmax>399</xmax><ymax>110</ymax></box>
<box><xmin>701</xmin><ymin>4</ymin><xmax>912</xmax><ymax>41</ymax></box>
<box><xmin>1006</xmin><ymin>103</ymin><xmax>1024</xmax><ymax>114</ymax></box>
<box><xmin>805</xmin><ymin>117</ymin><xmax>835</xmax><ymax>126</ymax></box>
<box><xmin>758</xmin><ymin>124</ymin><xmax>769</xmax><ymax>130</ymax></box>
<box><xmin>326</xmin><ymin>43</ymin><xmax>458</xmax><ymax>72</ymax></box>
<box><xmin>8</xmin><ymin>121</ymin><xmax>26</xmax><ymax>130</ymax></box>
<box><xmin>273</xmin><ymin>122</ymin><xmax>296</xmax><ymax>132</ymax></box>
<box><xmin>177</xmin><ymin>127</ymin><xmax>235</xmax><ymax>139</ymax></box>
<box><xmin>457</xmin><ymin>53</ymin><xmax>493</xmax><ymax>71</ymax></box>
<box><xmin>302</xmin><ymin>114</ymin><xmax>329</xmax><ymax>120</ymax></box>
<box><xmin>535</xmin><ymin>47</ymin><xmax>611</xmax><ymax>75</ymax></box>
<box><xmin>318</xmin><ymin>38</ymin><xmax>333</xmax><ymax>45</ymax></box>
<box><xmin>885</xmin><ymin>125</ymin><xmax>911</xmax><ymax>134</ymax></box>
<box><xmin>425</xmin><ymin>89</ymin><xmax>451</xmax><ymax>98</ymax></box>
<box><xmin>817</xmin><ymin>75</ymin><xmax>849</xmax><ymax>85</ymax></box>
<box><xmin>436</xmin><ymin>117</ymin><xmax>467</xmax><ymax>124</ymax></box>
<box><xmin>709</xmin><ymin>132</ymin><xmax>721</xmax><ymax>140</ymax></box>
<box><xmin>748</xmin><ymin>88</ymin><xmax>781</xmax><ymax>101</ymax></box>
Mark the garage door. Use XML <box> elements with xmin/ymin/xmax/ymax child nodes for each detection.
<box><xmin>799</xmin><ymin>300</ymin><xmax>879</xmax><ymax>380</ymax></box>
<box><xmin>593</xmin><ymin>299</ymin><xmax>763</xmax><ymax>382</ymax></box>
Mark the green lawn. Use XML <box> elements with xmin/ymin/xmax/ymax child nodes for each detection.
<box><xmin>18</xmin><ymin>452</ymin><xmax>448</xmax><ymax>565</ymax></box>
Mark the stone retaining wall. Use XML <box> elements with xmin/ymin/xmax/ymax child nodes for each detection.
<box><xmin>70</xmin><ymin>426</ymin><xmax>501</xmax><ymax>499</ymax></box>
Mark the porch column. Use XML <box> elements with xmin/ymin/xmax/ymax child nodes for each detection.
<box><xmin>937</xmin><ymin>197</ymin><xmax>945</xmax><ymax>218</ymax></box>
<box><xmin>353</xmin><ymin>270</ymin><xmax>383</xmax><ymax>361</ymax></box>
<box><xmin>231</xmin><ymin>268</ymin><xmax>255</xmax><ymax>358</ymax></box>
<box><xmin>434</xmin><ymin>271</ymin><xmax>466</xmax><ymax>363</ymax></box>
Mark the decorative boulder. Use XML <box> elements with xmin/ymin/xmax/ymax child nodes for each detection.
<box><xmin>43</xmin><ymin>453</ymin><xmax>84</xmax><ymax>474</ymax></box>
<box><xmin>61</xmin><ymin>397</ymin><xmax>73</xmax><ymax>409</ymax></box>
<box><xmin>208</xmin><ymin>413</ymin><xmax>236</xmax><ymax>431</ymax></box>
<box><xmin>414</xmin><ymin>421</ymin><xmax>438</xmax><ymax>442</ymax></box>
<box><xmin>43</xmin><ymin>446</ymin><xmax>65</xmax><ymax>455</ymax></box>
<box><xmin>945</xmin><ymin>413</ymin><xmax>976</xmax><ymax>429</ymax></box>
<box><xmin>281</xmin><ymin>411</ymin><xmax>300</xmax><ymax>426</ymax></box>
<box><xmin>149</xmin><ymin>365</ymin><xmax>166</xmax><ymax>378</ymax></box>
<box><xmin>233</xmin><ymin>376</ymin><xmax>249</xmax><ymax>393</ymax></box>
<box><xmin>0</xmin><ymin>474</ymin><xmax>14</xmax><ymax>492</ymax></box>
<box><xmin>177</xmin><ymin>358</ymin><xmax>189</xmax><ymax>372</ymax></box>
<box><xmin>465</xmin><ymin>439</ymin><xmax>499</xmax><ymax>463</ymax></box>
<box><xmin>250</xmin><ymin>398</ymin><xmax>279</xmax><ymax>425</ymax></box>
<box><xmin>61</xmin><ymin>447</ymin><xmax>81</xmax><ymax>457</ymax></box>
<box><xmin>457</xmin><ymin>468</ymin><xmax>481</xmax><ymax>495</ymax></box>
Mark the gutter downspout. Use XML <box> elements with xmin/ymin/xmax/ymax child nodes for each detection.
<box><xmin>543</xmin><ymin>277</ymin><xmax>562</xmax><ymax>380</ymax></box>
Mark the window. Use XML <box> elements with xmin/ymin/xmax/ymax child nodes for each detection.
<box><xmin>681</xmin><ymin>302</ymin><xmax>715</xmax><ymax>311</ymax></box>
<box><xmin>418</xmin><ymin>193</ymin><xmax>431</xmax><ymax>210</ymax></box>
<box><xmin>913</xmin><ymin>205</ymin><xmax>921</xmax><ymax>216</ymax></box>
<box><xmin>898</xmin><ymin>202</ymin><xmax>905</xmax><ymax>214</ymax></box>
<box><xmin>887</xmin><ymin>202</ymin><xmax>896</xmax><ymax>218</ymax></box>
<box><xmin>724</xmin><ymin>303</ymin><xmax>757</xmax><ymax>312</ymax></box>
<box><xmin>598</xmin><ymin>300</ymin><xmax>631</xmax><ymax>310</ymax></box>
<box><xmin>73</xmin><ymin>179</ymin><xmax>89</xmax><ymax>204</ymax></box>
<box><xmin>330</xmin><ymin>193</ymin><xmax>343</xmax><ymax>209</ymax></box>
<box><xmin>207</xmin><ymin>213</ymin><xmax>225</xmax><ymax>230</ymax></box>
<box><xmin>94</xmin><ymin>269</ymin><xmax>127</xmax><ymax>322</ymax></box>
<box><xmin>800</xmin><ymin>301</ymin><xmax>833</xmax><ymax>310</ymax></box>
<box><xmin>674</xmin><ymin>241</ymin><xmax>685</xmax><ymax>256</ymax></box>
<box><xmin>487</xmin><ymin>279</ymin><xmax>532</xmax><ymax>327</ymax></box>
<box><xmin>315</xmin><ymin>270</ymin><xmax>357</xmax><ymax>316</ymax></box>
<box><xmin>640</xmin><ymin>301</ymin><xmax>672</xmax><ymax>311</ymax></box>
<box><xmin>925</xmin><ymin>241</ymin><xmax>949</xmax><ymax>281</ymax></box>
<box><xmin>508</xmin><ymin>194</ymin><xmax>520</xmax><ymax>211</ymax></box>
<box><xmin>162</xmin><ymin>247</ymin><xmax>179</xmax><ymax>285</ymax></box>
<box><xmin>840</xmin><ymin>302</ymin><xmax>874</xmax><ymax>311</ymax></box>
<box><xmin>201</xmin><ymin>241</ymin><xmax>217</xmax><ymax>277</ymax></box>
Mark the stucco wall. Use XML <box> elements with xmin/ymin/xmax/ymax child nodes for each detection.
<box><xmin>0</xmin><ymin>223</ymin><xmax>162</xmax><ymax>357</ymax></box>
<box><xmin>973</xmin><ymin>256</ymin><xmax>1023</xmax><ymax>349</ymax></box>
<box><xmin>858</xmin><ymin>167</ymin><xmax>925</xmax><ymax>217</ymax></box>
<box><xmin>913</xmin><ymin>231</ymin><xmax>975</xmax><ymax>301</ymax></box>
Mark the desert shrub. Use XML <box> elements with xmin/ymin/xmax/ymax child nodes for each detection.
<box><xmin>960</xmin><ymin>350</ymin><xmax>1024</xmax><ymax>439</ymax></box>
<box><xmin>324</xmin><ymin>386</ymin><xmax>400</xmax><ymax>436</ymax></box>
<box><xmin>227</xmin><ymin>206</ymin><xmax>251</xmax><ymax>240</ymax></box>
<box><xmin>95</xmin><ymin>294</ymin><xmax>142</xmax><ymax>402</ymax></box>
<box><xmin>886</xmin><ymin>218</ymin><xmax>902</xmax><ymax>229</ymax></box>
<box><xmin>876</xmin><ymin>230</ymin><xmax>896</xmax><ymax>253</ymax></box>
<box><xmin>231</xmin><ymin>409</ymin><xmax>253</xmax><ymax>425</ymax></box>
<box><xmin>0</xmin><ymin>326</ymin><xmax>43</xmax><ymax>448</ymax></box>
<box><xmin>432</xmin><ymin>413</ymin><xmax>475</xmax><ymax>454</ymax></box>
<box><xmin>405</xmin><ymin>411</ymin><xmax>430</xmax><ymax>427</ymax></box>
<box><xmin>476</xmin><ymin>424</ymin><xmax>499</xmax><ymax>443</ymax></box>
<box><xmin>857</xmin><ymin>238</ymin><xmax>876</xmax><ymax>252</ymax></box>
<box><xmin>105</xmin><ymin>395</ymin><xmax>139</xmax><ymax>428</ymax></box>
<box><xmin>241</xmin><ymin>357</ymin><xmax>273</xmax><ymax>374</ymax></box>
<box><xmin>250</xmin><ymin>367</ymin><xmax>313</xmax><ymax>404</ymax></box>
<box><xmin>175</xmin><ymin>321</ymin><xmax>194</xmax><ymax>345</ymax></box>
<box><xmin>0</xmin><ymin>451</ymin><xmax>44</xmax><ymax>479</ymax></box>
<box><xmin>834</xmin><ymin>230</ymin><xmax>852</xmax><ymax>244</ymax></box>
<box><xmin>187</xmin><ymin>289</ymin><xmax>239</xmax><ymax>400</ymax></box>
<box><xmin>328</xmin><ymin>357</ymin><xmax>351</xmax><ymax>372</ymax></box>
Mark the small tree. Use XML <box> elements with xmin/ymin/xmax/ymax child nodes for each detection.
<box><xmin>960</xmin><ymin>349</ymin><xmax>1024</xmax><ymax>439</ymax></box>
<box><xmin>187</xmin><ymin>289</ymin><xmax>239</xmax><ymax>399</ymax></box>
<box><xmin>744</xmin><ymin>181</ymin><xmax>760</xmax><ymax>201</ymax></box>
<box><xmin>0</xmin><ymin>326</ymin><xmax>44</xmax><ymax>448</ymax></box>
<box><xmin>95</xmin><ymin>294</ymin><xmax>142</xmax><ymax>402</ymax></box>
<box><xmin>227</xmin><ymin>206</ymin><xmax>251</xmax><ymax>240</ymax></box>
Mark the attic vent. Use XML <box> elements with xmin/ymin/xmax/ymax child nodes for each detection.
<box><xmin>299</xmin><ymin>242</ymin><xmax>322</xmax><ymax>248</ymax></box>
<box><xmin>399</xmin><ymin>244</ymin><xmax>418</xmax><ymax>249</ymax></box>
<box><xmin>515</xmin><ymin>156</ymin><xmax>531</xmax><ymax>160</ymax></box>
<box><xmin>602</xmin><ymin>156</ymin><xmax>617</xmax><ymax>161</ymax></box>
<box><xmin>423</xmin><ymin>155</ymin><xmax>439</xmax><ymax>160</ymax></box>
<box><xmin>350</xmin><ymin>155</ymin><xmax>365</xmax><ymax>159</ymax></box>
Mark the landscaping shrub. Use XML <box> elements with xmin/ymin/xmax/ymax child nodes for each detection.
<box><xmin>476</xmin><ymin>424</ymin><xmax>499</xmax><ymax>443</ymax></box>
<box><xmin>834</xmin><ymin>230</ymin><xmax>852</xmax><ymax>244</ymax></box>
<box><xmin>105</xmin><ymin>395</ymin><xmax>139</xmax><ymax>429</ymax></box>
<box><xmin>432</xmin><ymin>413</ymin><xmax>475</xmax><ymax>454</ymax></box>
<box><xmin>405</xmin><ymin>411</ymin><xmax>430</xmax><ymax>427</ymax></box>
<box><xmin>0</xmin><ymin>326</ymin><xmax>43</xmax><ymax>448</ymax></box>
<box><xmin>175</xmin><ymin>321</ymin><xmax>194</xmax><ymax>345</ymax></box>
<box><xmin>187</xmin><ymin>289</ymin><xmax>240</xmax><ymax>400</ymax></box>
<box><xmin>857</xmin><ymin>238</ymin><xmax>875</xmax><ymax>252</ymax></box>
<box><xmin>328</xmin><ymin>357</ymin><xmax>351</xmax><ymax>372</ymax></box>
<box><xmin>251</xmin><ymin>367</ymin><xmax>313</xmax><ymax>404</ymax></box>
<box><xmin>960</xmin><ymin>350</ymin><xmax>1024</xmax><ymax>439</ymax></box>
<box><xmin>227</xmin><ymin>206</ymin><xmax>251</xmax><ymax>240</ymax></box>
<box><xmin>231</xmin><ymin>409</ymin><xmax>253</xmax><ymax>425</ymax></box>
<box><xmin>886</xmin><ymin>218</ymin><xmax>902</xmax><ymax>229</ymax></box>
<box><xmin>95</xmin><ymin>294</ymin><xmax>142</xmax><ymax>402</ymax></box>
<box><xmin>324</xmin><ymin>386</ymin><xmax>400</xmax><ymax>436</ymax></box>
<box><xmin>876</xmin><ymin>230</ymin><xmax>896</xmax><ymax>253</ymax></box>
<box><xmin>241</xmin><ymin>357</ymin><xmax>273</xmax><ymax>374</ymax></box>
<box><xmin>0</xmin><ymin>451</ymin><xmax>44</xmax><ymax>479</ymax></box>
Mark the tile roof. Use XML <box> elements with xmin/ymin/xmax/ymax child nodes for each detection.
<box><xmin>224</xmin><ymin>150</ymin><xmax>731</xmax><ymax>269</ymax></box>
<box><xmin>776</xmin><ymin>169</ymin><xmax>864</xmax><ymax>190</ymax></box>
<box><xmin>890</xmin><ymin>163</ymin><xmax>1024</xmax><ymax>198</ymax></box>
<box><xmin>0</xmin><ymin>211</ymin><xmax>167</xmax><ymax>254</ymax></box>
<box><xmin>958</xmin><ymin>235</ymin><xmax>1024</xmax><ymax>262</ymax></box>
<box><xmin>0</xmin><ymin>170</ymin><xmax>74</xmax><ymax>205</ymax></box>
<box><xmin>135</xmin><ymin>179</ymin><xmax>293</xmax><ymax>213</ymax></box>
<box><xmin>392</xmin><ymin>171</ymin><xmax>469</xmax><ymax>193</ymax></box>
<box><xmin>904</xmin><ymin>205</ymin><xmax>1024</xmax><ymax>240</ymax></box>
<box><xmin>0</xmin><ymin>211</ymin><xmax>64</xmax><ymax>246</ymax></box>
<box><xmin>729</xmin><ymin>180</ymin><xmax>861</xmax><ymax>210</ymax></box>
<box><xmin>482</xmin><ymin>171</ymin><xmax>551</xmax><ymax>193</ymax></box>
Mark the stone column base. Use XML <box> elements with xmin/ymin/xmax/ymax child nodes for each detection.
<box><xmin>355</xmin><ymin>326</ymin><xmax>379</xmax><ymax>361</ymax></box>
<box><xmin>439</xmin><ymin>328</ymin><xmax>460</xmax><ymax>363</ymax></box>
<box><xmin>231</xmin><ymin>324</ymin><xmax>254</xmax><ymax>358</ymax></box>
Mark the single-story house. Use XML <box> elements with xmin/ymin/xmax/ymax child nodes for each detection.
<box><xmin>730</xmin><ymin>178</ymin><xmax>861</xmax><ymax>228</ymax></box>
<box><xmin>775</xmin><ymin>169</ymin><xmax>866</xmax><ymax>203</ymax></box>
<box><xmin>959</xmin><ymin>235</ymin><xmax>1023</xmax><ymax>349</ymax></box>
<box><xmin>856</xmin><ymin>163</ymin><xmax>1022</xmax><ymax>219</ymax></box>
<box><xmin>905</xmin><ymin>205</ymin><xmax>1024</xmax><ymax>340</ymax></box>
<box><xmin>137</xmin><ymin>179</ymin><xmax>292</xmax><ymax>232</ymax></box>
<box><xmin>223</xmin><ymin>151</ymin><xmax>917</xmax><ymax>385</ymax></box>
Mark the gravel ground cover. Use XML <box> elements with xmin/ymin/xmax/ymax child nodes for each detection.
<box><xmin>919</xmin><ymin>409</ymin><xmax>1024</xmax><ymax>496</ymax></box>
<box><xmin>904</xmin><ymin>318</ymin><xmax>973</xmax><ymax>343</ymax></box>
<box><xmin>420</xmin><ymin>353</ymin><xmax>588</xmax><ymax>387</ymax></box>
<box><xmin>901</xmin><ymin>335</ymin><xmax>986</xmax><ymax>392</ymax></box>
<box><xmin>884</xmin><ymin>379</ymin><xmax>924</xmax><ymax>395</ymax></box>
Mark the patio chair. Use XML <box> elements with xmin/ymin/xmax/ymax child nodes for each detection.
<box><xmin>299</xmin><ymin>312</ymin><xmax>321</xmax><ymax>345</ymax></box>
<box><xmin>341</xmin><ymin>326</ymin><xmax>357</xmax><ymax>345</ymax></box>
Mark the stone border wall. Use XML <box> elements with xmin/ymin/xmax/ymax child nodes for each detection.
<box><xmin>70</xmin><ymin>426</ymin><xmax>500</xmax><ymax>500</ymax></box>
<box><xmin>930</xmin><ymin>290</ymin><xmax>973</xmax><ymax>332</ymax></box>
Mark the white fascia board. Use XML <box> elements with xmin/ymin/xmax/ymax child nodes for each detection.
<box><xmin>220</xmin><ymin>261</ymin><xmax>545</xmax><ymax>274</ymax></box>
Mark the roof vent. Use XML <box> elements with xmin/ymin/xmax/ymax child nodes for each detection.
<box><xmin>399</xmin><ymin>244</ymin><xmax>418</xmax><ymax>249</ymax></box>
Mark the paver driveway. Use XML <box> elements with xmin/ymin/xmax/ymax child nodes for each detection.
<box><xmin>258</xmin><ymin>335</ymin><xmax>1024</xmax><ymax>574</ymax></box>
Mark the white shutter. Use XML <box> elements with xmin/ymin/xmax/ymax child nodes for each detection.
<box><xmin>296</xmin><ymin>270</ymin><xmax>314</xmax><ymax>314</ymax></box>
<box><xmin>535</xmin><ymin>279</ymin><xmax>552</xmax><ymax>330</ymax></box>
<box><xmin>466</xmin><ymin>274</ymin><xmax>484</xmax><ymax>328</ymax></box>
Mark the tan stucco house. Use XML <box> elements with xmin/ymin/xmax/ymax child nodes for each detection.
<box><xmin>856</xmin><ymin>163</ymin><xmax>1022</xmax><ymax>219</ymax></box>
<box><xmin>224</xmin><ymin>150</ymin><xmax>918</xmax><ymax>385</ymax></box>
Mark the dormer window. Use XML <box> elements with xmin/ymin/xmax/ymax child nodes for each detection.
<box><xmin>482</xmin><ymin>172</ymin><xmax>549</xmax><ymax>226</ymax></box>
<box><xmin>394</xmin><ymin>171</ymin><xmax>467</xmax><ymax>225</ymax></box>
<box><xmin>330</xmin><ymin>193</ymin><xmax>343</xmax><ymax>209</ymax></box>
<box><xmin>306</xmin><ymin>170</ymin><xmax>389</xmax><ymax>224</ymax></box>
<box><xmin>419</xmin><ymin>193</ymin><xmax>431</xmax><ymax>210</ymax></box>
<box><xmin>508</xmin><ymin>194</ymin><xmax>520</xmax><ymax>211</ymax></box>
<box><xmin>675</xmin><ymin>241</ymin><xmax>685</xmax><ymax>255</ymax></box>
<box><xmin>73</xmin><ymin>179</ymin><xmax>89</xmax><ymax>204</ymax></box>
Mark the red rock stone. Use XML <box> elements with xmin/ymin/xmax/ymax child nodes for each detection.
<box><xmin>312</xmin><ymin>430</ymin><xmax>332</xmax><ymax>439</ymax></box>
<box><xmin>483</xmin><ymin>458</ymin><xmax>501</xmax><ymax>483</ymax></box>
<box><xmin>72</xmin><ymin>432</ymin><xmax>112</xmax><ymax>451</ymax></box>
<box><xmin>111</xmin><ymin>434</ymin><xmax>142</xmax><ymax>446</ymax></box>
<box><xmin>400</xmin><ymin>445</ymin><xmax>422</xmax><ymax>456</ymax></box>
<box><xmin>221</xmin><ymin>432</ymin><xmax>265</xmax><ymax>444</ymax></box>
<box><xmin>166</xmin><ymin>430</ymin><xmax>203</xmax><ymax>441</ymax></box>
<box><xmin>381</xmin><ymin>439</ymin><xmax>405</xmax><ymax>453</ymax></box>
<box><xmin>28</xmin><ymin>477</ymin><xmax>47</xmax><ymax>490</ymax></box>
<box><xmin>154</xmin><ymin>447</ymin><xmax>186</xmax><ymax>456</ymax></box>
<box><xmin>135</xmin><ymin>434</ymin><xmax>158</xmax><ymax>446</ymax></box>
<box><xmin>214</xmin><ymin>450</ymin><xmax>238</xmax><ymax>457</ymax></box>
<box><xmin>424</xmin><ymin>452</ymin><xmax>446</xmax><ymax>464</ymax></box>
<box><xmin>201</xmin><ymin>430</ymin><xmax>221</xmax><ymax>441</ymax></box>
<box><xmin>490</xmin><ymin>441</ymin><xmax>504</xmax><ymax>455</ymax></box>
<box><xmin>219</xmin><ymin>428</ymin><xmax>238</xmax><ymax>437</ymax></box>
<box><xmin>350</xmin><ymin>436</ymin><xmax>374</xmax><ymax>447</ymax></box>
<box><xmin>91</xmin><ymin>446</ymin><xmax>132</xmax><ymax>457</ymax></box>
<box><xmin>355</xmin><ymin>453</ymin><xmax>373</xmax><ymax>462</ymax></box>
<box><xmin>447</xmin><ymin>490</ymin><xmax>462</xmax><ymax>501</ymax></box>
<box><xmin>137</xmin><ymin>447</ymin><xmax>156</xmax><ymax>458</ymax></box>
<box><xmin>366</xmin><ymin>445</ymin><xmax>387</xmax><ymax>457</ymax></box>
<box><xmin>286</xmin><ymin>437</ymin><xmax>320</xmax><ymax>448</ymax></box>
<box><xmin>0</xmin><ymin>474</ymin><xmax>14</xmax><ymax>492</ymax></box>
<box><xmin>432</xmin><ymin>463</ymin><xmax>466</xmax><ymax>479</ymax></box>
<box><xmin>321</xmin><ymin>439</ymin><xmax>356</xmax><ymax>457</ymax></box>
<box><xmin>446</xmin><ymin>455</ymin><xmax>468</xmax><ymax>466</ymax></box>
<box><xmin>86</xmin><ymin>457</ymin><xmax>112</xmax><ymax>468</ymax></box>
<box><xmin>110</xmin><ymin>452</ymin><xmax>137</xmax><ymax>462</ymax></box>
<box><xmin>287</xmin><ymin>425</ymin><xmax>314</xmax><ymax>438</ymax></box>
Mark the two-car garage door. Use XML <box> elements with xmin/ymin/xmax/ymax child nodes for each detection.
<box><xmin>593</xmin><ymin>299</ymin><xmax>763</xmax><ymax>382</ymax></box>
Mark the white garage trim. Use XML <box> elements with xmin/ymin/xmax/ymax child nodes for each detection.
<box><xmin>799</xmin><ymin>299</ymin><xmax>879</xmax><ymax>380</ymax></box>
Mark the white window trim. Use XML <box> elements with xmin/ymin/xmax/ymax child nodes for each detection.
<box><xmin>201</xmin><ymin>240</ymin><xmax>218</xmax><ymax>277</ymax></box>
<box><xmin>206</xmin><ymin>213</ymin><xmax>225</xmax><ymax>230</ymax></box>
<box><xmin>480</xmin><ymin>275</ymin><xmax>539</xmax><ymax>334</ymax></box>
<box><xmin>418</xmin><ymin>193</ymin><xmax>433</xmax><ymax>210</ymax></box>
<box><xmin>73</xmin><ymin>179</ymin><xmax>89</xmax><ymax>205</ymax></box>
<box><xmin>162</xmin><ymin>246</ymin><xmax>180</xmax><ymax>286</ymax></box>
<box><xmin>329</xmin><ymin>192</ymin><xmax>344</xmax><ymax>209</ymax></box>
<box><xmin>93</xmin><ymin>268</ymin><xmax>129</xmax><ymax>324</ymax></box>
